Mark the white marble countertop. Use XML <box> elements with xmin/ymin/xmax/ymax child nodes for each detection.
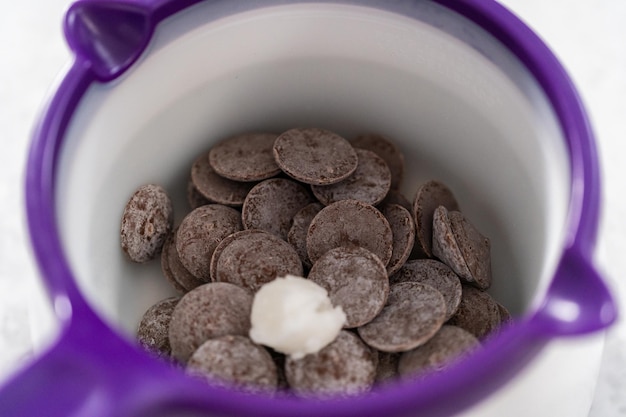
<box><xmin>1</xmin><ymin>1</ymin><xmax>624</xmax><ymax>415</ymax></box>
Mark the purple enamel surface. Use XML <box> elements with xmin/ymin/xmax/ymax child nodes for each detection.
<box><xmin>65</xmin><ymin>2</ymin><xmax>153</xmax><ymax>81</ymax></box>
<box><xmin>1</xmin><ymin>0</ymin><xmax>615</xmax><ymax>416</ymax></box>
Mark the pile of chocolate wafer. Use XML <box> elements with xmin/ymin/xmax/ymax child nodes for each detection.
<box><xmin>122</xmin><ymin>128</ymin><xmax>510</xmax><ymax>396</ymax></box>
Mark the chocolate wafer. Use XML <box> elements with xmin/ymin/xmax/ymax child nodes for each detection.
<box><xmin>358</xmin><ymin>282</ymin><xmax>447</xmax><ymax>352</ymax></box>
<box><xmin>306</xmin><ymin>199</ymin><xmax>393</xmax><ymax>266</ymax></box>
<box><xmin>308</xmin><ymin>246</ymin><xmax>389</xmax><ymax>328</ymax></box>
<box><xmin>273</xmin><ymin>128</ymin><xmax>358</xmax><ymax>186</ymax></box>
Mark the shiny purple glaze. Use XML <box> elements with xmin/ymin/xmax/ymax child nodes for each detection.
<box><xmin>0</xmin><ymin>1</ymin><xmax>616</xmax><ymax>416</ymax></box>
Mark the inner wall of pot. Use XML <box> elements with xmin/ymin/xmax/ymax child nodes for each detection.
<box><xmin>56</xmin><ymin>2</ymin><xmax>569</xmax><ymax>336</ymax></box>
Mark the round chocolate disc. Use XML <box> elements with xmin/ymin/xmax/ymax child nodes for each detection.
<box><xmin>311</xmin><ymin>149</ymin><xmax>391</xmax><ymax>206</ymax></box>
<box><xmin>137</xmin><ymin>297</ymin><xmax>180</xmax><ymax>359</ymax></box>
<box><xmin>397</xmin><ymin>325</ymin><xmax>480</xmax><ymax>378</ymax></box>
<box><xmin>273</xmin><ymin>128</ymin><xmax>358</xmax><ymax>186</ymax></box>
<box><xmin>285</xmin><ymin>330</ymin><xmax>377</xmax><ymax>397</ymax></box>
<box><xmin>357</xmin><ymin>282</ymin><xmax>447</xmax><ymax>353</ymax></box>
<box><xmin>432</xmin><ymin>206</ymin><xmax>472</xmax><ymax>281</ymax></box>
<box><xmin>209</xmin><ymin>230</ymin><xmax>244</xmax><ymax>283</ymax></box>
<box><xmin>308</xmin><ymin>246</ymin><xmax>389</xmax><ymax>328</ymax></box>
<box><xmin>447</xmin><ymin>285</ymin><xmax>501</xmax><ymax>340</ymax></box>
<box><xmin>191</xmin><ymin>152</ymin><xmax>256</xmax><ymax>207</ymax></box>
<box><xmin>287</xmin><ymin>202</ymin><xmax>324</xmax><ymax>269</ymax></box>
<box><xmin>207</xmin><ymin>228</ymin><xmax>262</xmax><ymax>283</ymax></box>
<box><xmin>161</xmin><ymin>228</ymin><xmax>204</xmax><ymax>293</ymax></box>
<box><xmin>380</xmin><ymin>203</ymin><xmax>416</xmax><ymax>276</ymax></box>
<box><xmin>169</xmin><ymin>282</ymin><xmax>253</xmax><ymax>363</ymax></box>
<box><xmin>120</xmin><ymin>184</ymin><xmax>173</xmax><ymax>263</ymax></box>
<box><xmin>212</xmin><ymin>229</ymin><xmax>303</xmax><ymax>292</ymax></box>
<box><xmin>413</xmin><ymin>180</ymin><xmax>460</xmax><ymax>257</ymax></box>
<box><xmin>390</xmin><ymin>259</ymin><xmax>462</xmax><ymax>321</ymax></box>
<box><xmin>160</xmin><ymin>232</ymin><xmax>186</xmax><ymax>294</ymax></box>
<box><xmin>350</xmin><ymin>133</ymin><xmax>405</xmax><ymax>190</ymax></box>
<box><xmin>307</xmin><ymin>200</ymin><xmax>393</xmax><ymax>266</ymax></box>
<box><xmin>448</xmin><ymin>210</ymin><xmax>492</xmax><ymax>290</ymax></box>
<box><xmin>187</xmin><ymin>335</ymin><xmax>278</xmax><ymax>393</ymax></box>
<box><xmin>187</xmin><ymin>179</ymin><xmax>210</xmax><ymax>210</ymax></box>
<box><xmin>176</xmin><ymin>205</ymin><xmax>243</xmax><ymax>281</ymax></box>
<box><xmin>242</xmin><ymin>178</ymin><xmax>314</xmax><ymax>240</ymax></box>
<box><xmin>208</xmin><ymin>133</ymin><xmax>281</xmax><ymax>182</ymax></box>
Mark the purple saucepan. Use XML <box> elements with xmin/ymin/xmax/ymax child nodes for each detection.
<box><xmin>0</xmin><ymin>1</ymin><xmax>616</xmax><ymax>416</ymax></box>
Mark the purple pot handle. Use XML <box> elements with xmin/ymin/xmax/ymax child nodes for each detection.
<box><xmin>0</xmin><ymin>312</ymin><xmax>223</xmax><ymax>417</ymax></box>
<box><xmin>1</xmin><ymin>314</ymin><xmax>139</xmax><ymax>417</ymax></box>
<box><xmin>531</xmin><ymin>246</ymin><xmax>616</xmax><ymax>336</ymax></box>
<box><xmin>63</xmin><ymin>0</ymin><xmax>203</xmax><ymax>81</ymax></box>
<box><xmin>64</xmin><ymin>1</ymin><xmax>153</xmax><ymax>82</ymax></box>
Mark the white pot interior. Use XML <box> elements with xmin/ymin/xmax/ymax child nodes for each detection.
<box><xmin>55</xmin><ymin>1</ymin><xmax>570</xmax><ymax>336</ymax></box>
